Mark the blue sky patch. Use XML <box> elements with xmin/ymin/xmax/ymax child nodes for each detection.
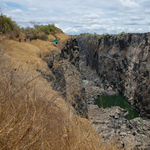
<box><xmin>5</xmin><ymin>2</ymin><xmax>26</xmax><ymax>11</ymax></box>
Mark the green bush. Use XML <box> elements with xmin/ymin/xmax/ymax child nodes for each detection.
<box><xmin>97</xmin><ymin>34</ymin><xmax>104</xmax><ymax>41</ymax></box>
<box><xmin>25</xmin><ymin>24</ymin><xmax>62</xmax><ymax>40</ymax></box>
<box><xmin>120</xmin><ymin>31</ymin><xmax>125</xmax><ymax>34</ymax></box>
<box><xmin>79</xmin><ymin>32</ymin><xmax>93</xmax><ymax>36</ymax></box>
<box><xmin>0</xmin><ymin>15</ymin><xmax>14</xmax><ymax>34</ymax></box>
<box><xmin>33</xmin><ymin>24</ymin><xmax>61</xmax><ymax>35</ymax></box>
<box><xmin>0</xmin><ymin>14</ymin><xmax>21</xmax><ymax>38</ymax></box>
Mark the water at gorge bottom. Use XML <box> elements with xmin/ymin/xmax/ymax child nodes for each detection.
<box><xmin>94</xmin><ymin>94</ymin><xmax>139</xmax><ymax>120</ymax></box>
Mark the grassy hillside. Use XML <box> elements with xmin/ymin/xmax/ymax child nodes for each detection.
<box><xmin>0</xmin><ymin>24</ymin><xmax>121</xmax><ymax>149</ymax></box>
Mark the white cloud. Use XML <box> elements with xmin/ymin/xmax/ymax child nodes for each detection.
<box><xmin>10</xmin><ymin>9</ymin><xmax>23</xmax><ymax>13</ymax></box>
<box><xmin>49</xmin><ymin>10</ymin><xmax>54</xmax><ymax>13</ymax></box>
<box><xmin>145</xmin><ymin>9</ymin><xmax>150</xmax><ymax>14</ymax></box>
<box><xmin>120</xmin><ymin>0</ymin><xmax>140</xmax><ymax>8</ymax></box>
<box><xmin>82</xmin><ymin>14</ymin><xmax>99</xmax><ymax>19</ymax></box>
<box><xmin>28</xmin><ymin>7</ymin><xmax>38</xmax><ymax>12</ymax></box>
<box><xmin>1</xmin><ymin>0</ymin><xmax>150</xmax><ymax>35</ymax></box>
<box><xmin>137</xmin><ymin>28</ymin><xmax>143</xmax><ymax>31</ymax></box>
<box><xmin>1</xmin><ymin>2</ymin><xmax>7</xmax><ymax>6</ymax></box>
<box><xmin>130</xmin><ymin>16</ymin><xmax>144</xmax><ymax>20</ymax></box>
<box><xmin>63</xmin><ymin>27</ymin><xmax>78</xmax><ymax>34</ymax></box>
<box><xmin>113</xmin><ymin>18</ymin><xmax>119</xmax><ymax>22</ymax></box>
<box><xmin>90</xmin><ymin>24</ymin><xmax>102</xmax><ymax>30</ymax></box>
<box><xmin>129</xmin><ymin>28</ymin><xmax>135</xmax><ymax>31</ymax></box>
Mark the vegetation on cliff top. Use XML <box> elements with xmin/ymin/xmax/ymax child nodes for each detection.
<box><xmin>0</xmin><ymin>14</ymin><xmax>21</xmax><ymax>37</ymax></box>
<box><xmin>0</xmin><ymin>13</ymin><xmax>63</xmax><ymax>41</ymax></box>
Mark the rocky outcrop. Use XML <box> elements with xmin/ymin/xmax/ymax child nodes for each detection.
<box><xmin>39</xmin><ymin>38</ymin><xmax>87</xmax><ymax>117</ymax></box>
<box><xmin>77</xmin><ymin>33</ymin><xmax>150</xmax><ymax>119</ymax></box>
<box><xmin>88</xmin><ymin>105</ymin><xmax>150</xmax><ymax>149</ymax></box>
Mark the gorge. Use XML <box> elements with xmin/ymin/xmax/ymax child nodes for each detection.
<box><xmin>77</xmin><ymin>33</ymin><xmax>150</xmax><ymax>119</ymax></box>
<box><xmin>41</xmin><ymin>33</ymin><xmax>150</xmax><ymax>149</ymax></box>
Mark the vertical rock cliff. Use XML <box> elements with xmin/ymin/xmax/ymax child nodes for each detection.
<box><xmin>77</xmin><ymin>33</ymin><xmax>150</xmax><ymax>119</ymax></box>
<box><xmin>40</xmin><ymin>38</ymin><xmax>88</xmax><ymax>117</ymax></box>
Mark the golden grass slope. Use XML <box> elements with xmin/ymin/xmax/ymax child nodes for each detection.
<box><xmin>1</xmin><ymin>38</ymin><xmax>59</xmax><ymax>70</ymax></box>
<box><xmin>0</xmin><ymin>36</ymin><xmax>122</xmax><ymax>150</ymax></box>
<box><xmin>56</xmin><ymin>33</ymin><xmax>70</xmax><ymax>49</ymax></box>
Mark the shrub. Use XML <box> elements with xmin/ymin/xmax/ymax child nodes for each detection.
<box><xmin>79</xmin><ymin>32</ymin><xmax>93</xmax><ymax>36</ymax></box>
<box><xmin>120</xmin><ymin>31</ymin><xmax>125</xmax><ymax>34</ymax></box>
<box><xmin>0</xmin><ymin>13</ymin><xmax>21</xmax><ymax>38</ymax></box>
<box><xmin>0</xmin><ymin>15</ymin><xmax>14</xmax><ymax>34</ymax></box>
<box><xmin>98</xmin><ymin>34</ymin><xmax>104</xmax><ymax>41</ymax></box>
<box><xmin>25</xmin><ymin>24</ymin><xmax>62</xmax><ymax>41</ymax></box>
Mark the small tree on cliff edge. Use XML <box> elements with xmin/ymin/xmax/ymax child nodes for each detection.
<box><xmin>0</xmin><ymin>8</ymin><xmax>20</xmax><ymax>36</ymax></box>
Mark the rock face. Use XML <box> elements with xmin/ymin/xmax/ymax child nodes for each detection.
<box><xmin>40</xmin><ymin>38</ymin><xmax>88</xmax><ymax>117</ymax></box>
<box><xmin>88</xmin><ymin>105</ymin><xmax>150</xmax><ymax>149</ymax></box>
<box><xmin>77</xmin><ymin>33</ymin><xmax>150</xmax><ymax>119</ymax></box>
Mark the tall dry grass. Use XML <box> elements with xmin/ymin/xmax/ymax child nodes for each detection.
<box><xmin>0</xmin><ymin>37</ymin><xmax>122</xmax><ymax>150</ymax></box>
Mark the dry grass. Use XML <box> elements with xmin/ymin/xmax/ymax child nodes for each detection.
<box><xmin>56</xmin><ymin>33</ymin><xmax>70</xmax><ymax>49</ymax></box>
<box><xmin>0</xmin><ymin>36</ymin><xmax>122</xmax><ymax>150</ymax></box>
<box><xmin>29</xmin><ymin>39</ymin><xmax>59</xmax><ymax>58</ymax></box>
<box><xmin>47</xmin><ymin>34</ymin><xmax>56</xmax><ymax>41</ymax></box>
<box><xmin>0</xmin><ymin>38</ymin><xmax>59</xmax><ymax>71</ymax></box>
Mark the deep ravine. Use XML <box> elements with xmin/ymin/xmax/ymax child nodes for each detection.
<box><xmin>41</xmin><ymin>34</ymin><xmax>150</xmax><ymax>149</ymax></box>
<box><xmin>77</xmin><ymin>33</ymin><xmax>150</xmax><ymax>149</ymax></box>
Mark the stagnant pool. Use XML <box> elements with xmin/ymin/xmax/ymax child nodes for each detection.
<box><xmin>94</xmin><ymin>94</ymin><xmax>139</xmax><ymax>120</ymax></box>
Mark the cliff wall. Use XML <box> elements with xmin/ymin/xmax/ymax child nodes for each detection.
<box><xmin>77</xmin><ymin>33</ymin><xmax>150</xmax><ymax>119</ymax></box>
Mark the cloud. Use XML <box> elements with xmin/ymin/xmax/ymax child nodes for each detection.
<box><xmin>130</xmin><ymin>16</ymin><xmax>144</xmax><ymax>21</ymax></box>
<box><xmin>123</xmin><ymin>20</ymin><xmax>140</xmax><ymax>25</ymax></box>
<box><xmin>10</xmin><ymin>9</ymin><xmax>23</xmax><ymax>13</ymax></box>
<box><xmin>1</xmin><ymin>0</ymin><xmax>150</xmax><ymax>35</ymax></box>
<box><xmin>82</xmin><ymin>14</ymin><xmax>99</xmax><ymax>19</ymax></box>
<box><xmin>28</xmin><ymin>7</ymin><xmax>38</xmax><ymax>12</ymax></box>
<box><xmin>112</xmin><ymin>18</ymin><xmax>119</xmax><ymax>22</ymax></box>
<box><xmin>90</xmin><ymin>24</ymin><xmax>103</xmax><ymax>30</ymax></box>
<box><xmin>129</xmin><ymin>28</ymin><xmax>135</xmax><ymax>32</ymax></box>
<box><xmin>145</xmin><ymin>9</ymin><xmax>150</xmax><ymax>14</ymax></box>
<box><xmin>49</xmin><ymin>10</ymin><xmax>54</xmax><ymax>13</ymax></box>
<box><xmin>137</xmin><ymin>28</ymin><xmax>143</xmax><ymax>31</ymax></box>
<box><xmin>1</xmin><ymin>2</ymin><xmax>7</xmax><ymax>6</ymax></box>
<box><xmin>63</xmin><ymin>27</ymin><xmax>79</xmax><ymax>34</ymax></box>
<box><xmin>120</xmin><ymin>0</ymin><xmax>140</xmax><ymax>8</ymax></box>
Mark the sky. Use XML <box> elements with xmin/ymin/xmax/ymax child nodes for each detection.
<box><xmin>1</xmin><ymin>0</ymin><xmax>150</xmax><ymax>35</ymax></box>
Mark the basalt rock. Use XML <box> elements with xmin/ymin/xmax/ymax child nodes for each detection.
<box><xmin>77</xmin><ymin>33</ymin><xmax>150</xmax><ymax>119</ymax></box>
<box><xmin>40</xmin><ymin>38</ymin><xmax>87</xmax><ymax>117</ymax></box>
<box><xmin>88</xmin><ymin>105</ymin><xmax>150</xmax><ymax>149</ymax></box>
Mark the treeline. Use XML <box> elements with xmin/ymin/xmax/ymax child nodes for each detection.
<box><xmin>0</xmin><ymin>14</ymin><xmax>62</xmax><ymax>40</ymax></box>
<box><xmin>74</xmin><ymin>32</ymin><xmax>96</xmax><ymax>36</ymax></box>
<box><xmin>25</xmin><ymin>24</ymin><xmax>62</xmax><ymax>40</ymax></box>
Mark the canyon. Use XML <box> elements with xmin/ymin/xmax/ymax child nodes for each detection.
<box><xmin>41</xmin><ymin>33</ymin><xmax>150</xmax><ymax>149</ymax></box>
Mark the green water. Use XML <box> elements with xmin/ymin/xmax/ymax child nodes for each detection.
<box><xmin>94</xmin><ymin>94</ymin><xmax>139</xmax><ymax>120</ymax></box>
